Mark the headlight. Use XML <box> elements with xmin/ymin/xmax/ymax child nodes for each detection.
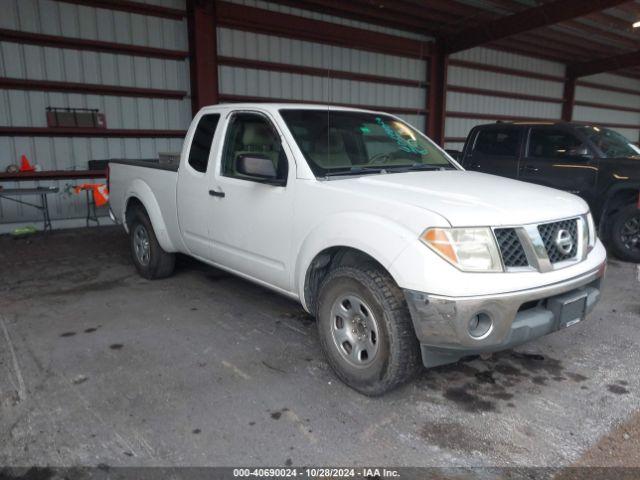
<box><xmin>586</xmin><ymin>212</ymin><xmax>596</xmax><ymax>252</ymax></box>
<box><xmin>420</xmin><ymin>227</ymin><xmax>503</xmax><ymax>272</ymax></box>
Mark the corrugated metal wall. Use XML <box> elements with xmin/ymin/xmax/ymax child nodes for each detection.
<box><xmin>574</xmin><ymin>73</ymin><xmax>640</xmax><ymax>143</ymax></box>
<box><xmin>217</xmin><ymin>0</ymin><xmax>429</xmax><ymax>132</ymax></box>
<box><xmin>0</xmin><ymin>0</ymin><xmax>190</xmax><ymax>231</ymax></box>
<box><xmin>444</xmin><ymin>47</ymin><xmax>565</xmax><ymax>151</ymax></box>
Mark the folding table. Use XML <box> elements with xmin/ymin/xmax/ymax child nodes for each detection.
<box><xmin>0</xmin><ymin>186</ymin><xmax>60</xmax><ymax>232</ymax></box>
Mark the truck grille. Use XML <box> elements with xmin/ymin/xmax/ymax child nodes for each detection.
<box><xmin>538</xmin><ymin>218</ymin><xmax>578</xmax><ymax>263</ymax></box>
<box><xmin>493</xmin><ymin>217</ymin><xmax>583</xmax><ymax>271</ymax></box>
<box><xmin>494</xmin><ymin>228</ymin><xmax>528</xmax><ymax>267</ymax></box>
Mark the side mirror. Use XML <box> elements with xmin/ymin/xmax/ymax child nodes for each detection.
<box><xmin>566</xmin><ymin>146</ymin><xmax>592</xmax><ymax>159</ymax></box>
<box><xmin>236</xmin><ymin>154</ymin><xmax>278</xmax><ymax>180</ymax></box>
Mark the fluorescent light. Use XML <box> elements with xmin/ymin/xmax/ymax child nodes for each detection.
<box><xmin>633</xmin><ymin>20</ymin><xmax>640</xmax><ymax>28</ymax></box>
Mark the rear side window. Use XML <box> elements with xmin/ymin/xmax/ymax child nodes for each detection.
<box><xmin>528</xmin><ymin>128</ymin><xmax>583</xmax><ymax>159</ymax></box>
<box><xmin>188</xmin><ymin>114</ymin><xmax>220</xmax><ymax>173</ymax></box>
<box><xmin>472</xmin><ymin>128</ymin><xmax>520</xmax><ymax>157</ymax></box>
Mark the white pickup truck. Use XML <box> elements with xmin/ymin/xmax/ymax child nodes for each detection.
<box><xmin>108</xmin><ymin>103</ymin><xmax>607</xmax><ymax>395</ymax></box>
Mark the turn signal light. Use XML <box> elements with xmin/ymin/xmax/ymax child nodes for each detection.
<box><xmin>422</xmin><ymin>228</ymin><xmax>458</xmax><ymax>264</ymax></box>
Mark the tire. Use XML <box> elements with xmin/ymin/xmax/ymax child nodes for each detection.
<box><xmin>608</xmin><ymin>203</ymin><xmax>640</xmax><ymax>263</ymax></box>
<box><xmin>316</xmin><ymin>264</ymin><xmax>421</xmax><ymax>396</ymax></box>
<box><xmin>128</xmin><ymin>206</ymin><xmax>176</xmax><ymax>279</ymax></box>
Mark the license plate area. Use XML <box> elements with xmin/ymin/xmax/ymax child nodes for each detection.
<box><xmin>547</xmin><ymin>291</ymin><xmax>588</xmax><ymax>329</ymax></box>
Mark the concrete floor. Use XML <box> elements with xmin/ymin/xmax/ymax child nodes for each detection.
<box><xmin>0</xmin><ymin>227</ymin><xmax>638</xmax><ymax>468</ymax></box>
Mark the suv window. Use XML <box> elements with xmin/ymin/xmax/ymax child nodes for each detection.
<box><xmin>528</xmin><ymin>128</ymin><xmax>583</xmax><ymax>159</ymax></box>
<box><xmin>473</xmin><ymin>128</ymin><xmax>520</xmax><ymax>157</ymax></box>
<box><xmin>222</xmin><ymin>113</ymin><xmax>288</xmax><ymax>182</ymax></box>
<box><xmin>188</xmin><ymin>114</ymin><xmax>220</xmax><ymax>173</ymax></box>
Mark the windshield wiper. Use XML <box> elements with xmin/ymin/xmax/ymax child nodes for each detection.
<box><xmin>323</xmin><ymin>166</ymin><xmax>387</xmax><ymax>177</ymax></box>
<box><xmin>385</xmin><ymin>163</ymin><xmax>452</xmax><ymax>172</ymax></box>
<box><xmin>408</xmin><ymin>163</ymin><xmax>450</xmax><ymax>171</ymax></box>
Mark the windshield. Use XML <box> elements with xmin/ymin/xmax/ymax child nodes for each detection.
<box><xmin>279</xmin><ymin>109</ymin><xmax>455</xmax><ymax>176</ymax></box>
<box><xmin>576</xmin><ymin>125</ymin><xmax>640</xmax><ymax>158</ymax></box>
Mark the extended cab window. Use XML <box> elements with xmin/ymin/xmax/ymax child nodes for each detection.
<box><xmin>472</xmin><ymin>128</ymin><xmax>520</xmax><ymax>157</ymax></box>
<box><xmin>188</xmin><ymin>114</ymin><xmax>220</xmax><ymax>173</ymax></box>
<box><xmin>222</xmin><ymin>113</ymin><xmax>288</xmax><ymax>183</ymax></box>
<box><xmin>528</xmin><ymin>128</ymin><xmax>583</xmax><ymax>159</ymax></box>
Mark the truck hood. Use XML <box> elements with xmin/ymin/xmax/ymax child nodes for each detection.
<box><xmin>327</xmin><ymin>170</ymin><xmax>588</xmax><ymax>227</ymax></box>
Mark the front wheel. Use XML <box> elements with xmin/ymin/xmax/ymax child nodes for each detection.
<box><xmin>128</xmin><ymin>206</ymin><xmax>176</xmax><ymax>279</ymax></box>
<box><xmin>316</xmin><ymin>264</ymin><xmax>421</xmax><ymax>396</ymax></box>
<box><xmin>608</xmin><ymin>204</ymin><xmax>640</xmax><ymax>263</ymax></box>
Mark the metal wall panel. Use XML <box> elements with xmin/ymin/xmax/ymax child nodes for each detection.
<box><xmin>1</xmin><ymin>0</ymin><xmax>187</xmax><ymax>50</ymax></box>
<box><xmin>451</xmin><ymin>47</ymin><xmax>565</xmax><ymax>77</ymax></box>
<box><xmin>447</xmin><ymin>92</ymin><xmax>561</xmax><ymax>120</ymax></box>
<box><xmin>574</xmin><ymin>74</ymin><xmax>640</xmax><ymax>144</ymax></box>
<box><xmin>0</xmin><ymin>0</ymin><xmax>190</xmax><ymax>231</ymax></box>
<box><xmin>575</xmin><ymin>86</ymin><xmax>640</xmax><ymax>109</ymax></box>
<box><xmin>217</xmin><ymin>22</ymin><xmax>428</xmax><ymax>132</ymax></box>
<box><xmin>0</xmin><ymin>88</ymin><xmax>191</xmax><ymax>130</ymax></box>
<box><xmin>573</xmin><ymin>106</ymin><xmax>639</xmax><ymax>127</ymax></box>
<box><xmin>137</xmin><ymin>0</ymin><xmax>186</xmax><ymax>9</ymax></box>
<box><xmin>217</xmin><ymin>28</ymin><xmax>427</xmax><ymax>82</ymax></box>
<box><xmin>219</xmin><ymin>66</ymin><xmax>426</xmax><ymax>110</ymax></box>
<box><xmin>448</xmin><ymin>66</ymin><xmax>564</xmax><ymax>98</ymax></box>
<box><xmin>445</xmin><ymin>47</ymin><xmax>565</xmax><ymax>149</ymax></box>
<box><xmin>444</xmin><ymin>118</ymin><xmax>495</xmax><ymax>144</ymax></box>
<box><xmin>584</xmin><ymin>73</ymin><xmax>640</xmax><ymax>91</ymax></box>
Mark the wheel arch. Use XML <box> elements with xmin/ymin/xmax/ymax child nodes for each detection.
<box><xmin>294</xmin><ymin>213</ymin><xmax>422</xmax><ymax>314</ymax></box>
<box><xmin>599</xmin><ymin>184</ymin><xmax>640</xmax><ymax>239</ymax></box>
<box><xmin>301</xmin><ymin>245</ymin><xmax>402</xmax><ymax>316</ymax></box>
<box><xmin>123</xmin><ymin>180</ymin><xmax>176</xmax><ymax>252</ymax></box>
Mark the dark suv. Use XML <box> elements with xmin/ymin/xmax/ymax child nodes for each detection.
<box><xmin>460</xmin><ymin>122</ymin><xmax>640</xmax><ymax>262</ymax></box>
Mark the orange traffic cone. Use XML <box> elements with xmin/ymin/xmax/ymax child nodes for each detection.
<box><xmin>19</xmin><ymin>155</ymin><xmax>36</xmax><ymax>172</ymax></box>
<box><xmin>73</xmin><ymin>183</ymin><xmax>109</xmax><ymax>207</ymax></box>
<box><xmin>93</xmin><ymin>184</ymin><xmax>109</xmax><ymax>207</ymax></box>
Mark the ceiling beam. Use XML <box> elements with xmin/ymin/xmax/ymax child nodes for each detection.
<box><xmin>568</xmin><ymin>49</ymin><xmax>640</xmax><ymax>77</ymax></box>
<box><xmin>265</xmin><ymin>0</ymin><xmax>430</xmax><ymax>33</ymax></box>
<box><xmin>444</xmin><ymin>0</ymin><xmax>630</xmax><ymax>53</ymax></box>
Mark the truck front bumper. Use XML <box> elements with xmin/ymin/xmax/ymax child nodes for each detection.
<box><xmin>404</xmin><ymin>262</ymin><xmax>606</xmax><ymax>368</ymax></box>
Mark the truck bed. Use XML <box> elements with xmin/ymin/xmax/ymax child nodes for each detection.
<box><xmin>108</xmin><ymin>160</ymin><xmax>183</xmax><ymax>252</ymax></box>
<box><xmin>109</xmin><ymin>159</ymin><xmax>179</xmax><ymax>172</ymax></box>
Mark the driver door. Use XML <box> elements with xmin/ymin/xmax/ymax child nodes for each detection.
<box><xmin>519</xmin><ymin>126</ymin><xmax>598</xmax><ymax>205</ymax></box>
<box><xmin>207</xmin><ymin>111</ymin><xmax>295</xmax><ymax>291</ymax></box>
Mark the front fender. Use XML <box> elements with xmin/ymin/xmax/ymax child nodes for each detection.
<box><xmin>293</xmin><ymin>212</ymin><xmax>418</xmax><ymax>310</ymax></box>
<box><xmin>124</xmin><ymin>179</ymin><xmax>177</xmax><ymax>252</ymax></box>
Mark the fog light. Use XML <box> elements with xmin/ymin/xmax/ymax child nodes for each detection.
<box><xmin>468</xmin><ymin>313</ymin><xmax>492</xmax><ymax>338</ymax></box>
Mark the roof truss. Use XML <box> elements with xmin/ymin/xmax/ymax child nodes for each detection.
<box><xmin>444</xmin><ymin>0</ymin><xmax>630</xmax><ymax>53</ymax></box>
<box><xmin>568</xmin><ymin>49</ymin><xmax>640</xmax><ymax>77</ymax></box>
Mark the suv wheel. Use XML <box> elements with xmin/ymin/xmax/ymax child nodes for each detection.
<box><xmin>609</xmin><ymin>204</ymin><xmax>640</xmax><ymax>263</ymax></box>
<box><xmin>128</xmin><ymin>206</ymin><xmax>176</xmax><ymax>279</ymax></box>
<box><xmin>316</xmin><ymin>264</ymin><xmax>421</xmax><ymax>396</ymax></box>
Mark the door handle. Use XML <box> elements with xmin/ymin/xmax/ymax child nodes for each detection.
<box><xmin>209</xmin><ymin>189</ymin><xmax>225</xmax><ymax>198</ymax></box>
<box><xmin>521</xmin><ymin>165</ymin><xmax>539</xmax><ymax>173</ymax></box>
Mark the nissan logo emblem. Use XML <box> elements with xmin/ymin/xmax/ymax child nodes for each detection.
<box><xmin>555</xmin><ymin>229</ymin><xmax>574</xmax><ymax>255</ymax></box>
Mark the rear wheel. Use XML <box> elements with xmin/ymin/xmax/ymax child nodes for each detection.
<box><xmin>316</xmin><ymin>264</ymin><xmax>421</xmax><ymax>396</ymax></box>
<box><xmin>609</xmin><ymin>204</ymin><xmax>640</xmax><ymax>263</ymax></box>
<box><xmin>128</xmin><ymin>206</ymin><xmax>176</xmax><ymax>279</ymax></box>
